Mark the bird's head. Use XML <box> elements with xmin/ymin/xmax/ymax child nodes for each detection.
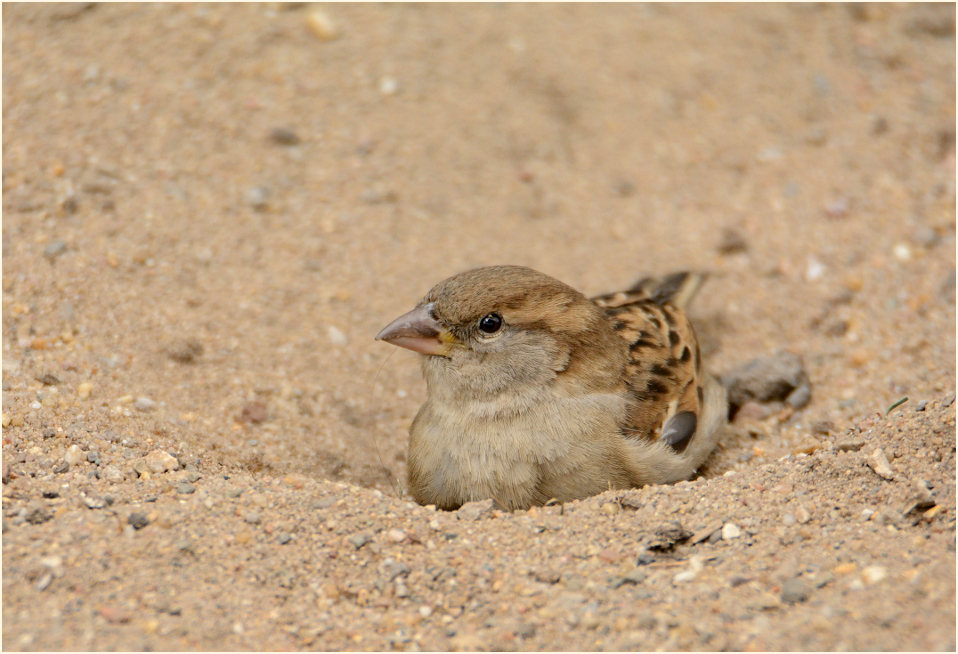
<box><xmin>376</xmin><ymin>265</ymin><xmax>623</xmax><ymax>398</ymax></box>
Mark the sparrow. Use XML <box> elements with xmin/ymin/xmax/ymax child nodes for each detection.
<box><xmin>376</xmin><ymin>265</ymin><xmax>727</xmax><ymax>511</ymax></box>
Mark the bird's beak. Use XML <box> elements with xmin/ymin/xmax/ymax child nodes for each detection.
<box><xmin>375</xmin><ymin>302</ymin><xmax>453</xmax><ymax>356</ymax></box>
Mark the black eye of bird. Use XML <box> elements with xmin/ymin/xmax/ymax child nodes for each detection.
<box><xmin>478</xmin><ymin>313</ymin><xmax>503</xmax><ymax>334</ymax></box>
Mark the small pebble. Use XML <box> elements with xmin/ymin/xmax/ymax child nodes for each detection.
<box><xmin>805</xmin><ymin>257</ymin><xmax>826</xmax><ymax>281</ymax></box>
<box><xmin>306</xmin><ymin>8</ymin><xmax>339</xmax><ymax>41</ymax></box>
<box><xmin>673</xmin><ymin>556</ymin><xmax>704</xmax><ymax>583</ymax></box>
<box><xmin>913</xmin><ymin>226</ymin><xmax>940</xmax><ymax>248</ymax></box>
<box><xmin>866</xmin><ymin>448</ymin><xmax>896</xmax><ymax>480</ymax></box>
<box><xmin>781</xmin><ymin>577</ymin><xmax>809</xmax><ymax>604</ymax></box>
<box><xmin>52</xmin><ymin>461</ymin><xmax>69</xmax><ymax>474</ymax></box>
<box><xmin>378</xmin><ymin>76</ymin><xmax>399</xmax><ymax>96</ymax></box>
<box><xmin>144</xmin><ymin>450</ymin><xmax>179</xmax><ymax>474</ymax></box>
<box><xmin>134</xmin><ymin>397</ymin><xmax>157</xmax><ymax>412</ymax></box>
<box><xmin>83</xmin><ymin>495</ymin><xmax>106</xmax><ymax>509</ymax></box>
<box><xmin>270</xmin><ymin>127</ymin><xmax>300</xmax><ymax>146</ymax></box>
<box><xmin>600</xmin><ymin>502</ymin><xmax>619</xmax><ymax>516</ymax></box>
<box><xmin>861</xmin><ymin>566</ymin><xmax>888</xmax><ymax>585</ymax></box>
<box><xmin>349</xmin><ymin>533</ymin><xmax>370</xmax><ymax>549</ymax></box>
<box><xmin>278</xmin><ymin>533</ymin><xmax>292</xmax><ymax>545</ymax></box>
<box><xmin>722</xmin><ymin>523</ymin><xmax>742</xmax><ymax>540</ymax></box>
<box><xmin>717</xmin><ymin>228</ymin><xmax>748</xmax><ymax>254</ymax></box>
<box><xmin>327</xmin><ymin>325</ymin><xmax>348</xmax><ymax>346</ymax></box>
<box><xmin>892</xmin><ymin>243</ymin><xmax>912</xmax><ymax>262</ymax></box>
<box><xmin>247</xmin><ymin>186</ymin><xmax>270</xmax><ymax>212</ymax></box>
<box><xmin>43</xmin><ymin>240</ymin><xmax>68</xmax><ymax>260</ymax></box>
<box><xmin>244</xmin><ymin>511</ymin><xmax>262</xmax><ymax>525</ymax></box>
<box><xmin>64</xmin><ymin>445</ymin><xmax>85</xmax><ymax>466</ymax></box>
<box><xmin>77</xmin><ymin>382</ymin><xmax>93</xmax><ymax>399</ymax></box>
<box><xmin>239</xmin><ymin>402</ymin><xmax>268</xmax><ymax>424</ymax></box>
<box><xmin>128</xmin><ymin>512</ymin><xmax>149</xmax><ymax>530</ymax></box>
<box><xmin>1</xmin><ymin>461</ymin><xmax>9</xmax><ymax>484</ymax></box>
<box><xmin>86</xmin><ymin>450</ymin><xmax>101</xmax><ymax>465</ymax></box>
<box><xmin>26</xmin><ymin>501</ymin><xmax>52</xmax><ymax>525</ymax></box>
<box><xmin>166</xmin><ymin>339</ymin><xmax>203</xmax><ymax>363</ymax></box>
<box><xmin>613</xmin><ymin>569</ymin><xmax>648</xmax><ymax>588</ymax></box>
<box><xmin>387</xmin><ymin>528</ymin><xmax>406</xmax><ymax>543</ymax></box>
<box><xmin>176</xmin><ymin>482</ymin><xmax>196</xmax><ymax>495</ymax></box>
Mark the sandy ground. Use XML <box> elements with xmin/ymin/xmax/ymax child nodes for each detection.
<box><xmin>2</xmin><ymin>3</ymin><xmax>956</xmax><ymax>651</ymax></box>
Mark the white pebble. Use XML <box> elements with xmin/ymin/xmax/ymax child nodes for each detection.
<box><xmin>805</xmin><ymin>257</ymin><xmax>826</xmax><ymax>281</ymax></box>
<box><xmin>144</xmin><ymin>449</ymin><xmax>179</xmax><ymax>474</ymax></box>
<box><xmin>418</xmin><ymin>605</ymin><xmax>433</xmax><ymax>618</ymax></box>
<box><xmin>306</xmin><ymin>8</ymin><xmax>339</xmax><ymax>41</ymax></box>
<box><xmin>673</xmin><ymin>556</ymin><xmax>704</xmax><ymax>584</ymax></box>
<box><xmin>134</xmin><ymin>396</ymin><xmax>156</xmax><ymax>412</ymax></box>
<box><xmin>379</xmin><ymin>76</ymin><xmax>399</xmax><ymax>96</ymax></box>
<box><xmin>861</xmin><ymin>566</ymin><xmax>888</xmax><ymax>585</ymax></box>
<box><xmin>893</xmin><ymin>243</ymin><xmax>912</xmax><ymax>262</ymax></box>
<box><xmin>64</xmin><ymin>445</ymin><xmax>84</xmax><ymax>466</ymax></box>
<box><xmin>722</xmin><ymin>523</ymin><xmax>742</xmax><ymax>540</ymax></box>
<box><xmin>327</xmin><ymin>325</ymin><xmax>347</xmax><ymax>346</ymax></box>
<box><xmin>387</xmin><ymin>529</ymin><xmax>406</xmax><ymax>543</ymax></box>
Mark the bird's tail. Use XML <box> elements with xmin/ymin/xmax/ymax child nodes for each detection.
<box><xmin>628</xmin><ymin>271</ymin><xmax>706</xmax><ymax>311</ymax></box>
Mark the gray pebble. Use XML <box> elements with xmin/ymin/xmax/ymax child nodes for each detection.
<box><xmin>100</xmin><ymin>466</ymin><xmax>125</xmax><ymax>483</ymax></box>
<box><xmin>128</xmin><ymin>512</ymin><xmax>149</xmax><ymax>530</ymax></box>
<box><xmin>349</xmin><ymin>533</ymin><xmax>371</xmax><ymax>549</ymax></box>
<box><xmin>278</xmin><ymin>533</ymin><xmax>293</xmax><ymax>545</ymax></box>
<box><xmin>166</xmin><ymin>338</ymin><xmax>203</xmax><ymax>364</ymax></box>
<box><xmin>635</xmin><ymin>552</ymin><xmax>655</xmax><ymax>566</ymax></box>
<box><xmin>311</xmin><ymin>496</ymin><xmax>337</xmax><ymax>510</ymax></box>
<box><xmin>86</xmin><ymin>450</ymin><xmax>101</xmax><ymax>465</ymax></box>
<box><xmin>786</xmin><ymin>382</ymin><xmax>811</xmax><ymax>409</ymax></box>
<box><xmin>722</xmin><ymin>351</ymin><xmax>811</xmax><ymax>414</ymax></box>
<box><xmin>270</xmin><ymin>127</ymin><xmax>300</xmax><ymax>146</ymax></box>
<box><xmin>781</xmin><ymin>577</ymin><xmax>810</xmax><ymax>604</ymax></box>
<box><xmin>382</xmin><ymin>559</ymin><xmax>412</xmax><ymax>581</ymax></box>
<box><xmin>53</xmin><ymin>461</ymin><xmax>70</xmax><ymax>474</ymax></box>
<box><xmin>456</xmin><ymin>499</ymin><xmax>496</xmax><ymax>521</ymax></box>
<box><xmin>717</xmin><ymin>228</ymin><xmax>748</xmax><ymax>254</ymax></box>
<box><xmin>243</xmin><ymin>511</ymin><xmax>262</xmax><ymax>525</ymax></box>
<box><xmin>176</xmin><ymin>482</ymin><xmax>196</xmax><ymax>495</ymax></box>
<box><xmin>227</xmin><ymin>488</ymin><xmax>243</xmax><ymax>498</ymax></box>
<box><xmin>83</xmin><ymin>495</ymin><xmax>106</xmax><ymax>509</ymax></box>
<box><xmin>43</xmin><ymin>240</ymin><xmax>68</xmax><ymax>260</ymax></box>
<box><xmin>612</xmin><ymin>568</ymin><xmax>648</xmax><ymax>589</ymax></box>
<box><xmin>913</xmin><ymin>226</ymin><xmax>940</xmax><ymax>248</ymax></box>
<box><xmin>42</xmin><ymin>428</ymin><xmax>57</xmax><ymax>439</ymax></box>
<box><xmin>916</xmin><ymin>400</ymin><xmax>929</xmax><ymax>411</ymax></box>
<box><xmin>186</xmin><ymin>471</ymin><xmax>202</xmax><ymax>483</ymax></box>
<box><xmin>247</xmin><ymin>186</ymin><xmax>270</xmax><ymax>211</ymax></box>
<box><xmin>26</xmin><ymin>502</ymin><xmax>53</xmax><ymax>525</ymax></box>
<box><xmin>516</xmin><ymin>622</ymin><xmax>537</xmax><ymax>639</ymax></box>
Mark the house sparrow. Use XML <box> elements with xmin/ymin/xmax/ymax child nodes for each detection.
<box><xmin>376</xmin><ymin>265</ymin><xmax>727</xmax><ymax>511</ymax></box>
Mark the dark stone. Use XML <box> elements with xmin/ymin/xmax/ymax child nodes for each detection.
<box><xmin>128</xmin><ymin>512</ymin><xmax>150</xmax><ymax>530</ymax></box>
<box><xmin>721</xmin><ymin>351</ymin><xmax>811</xmax><ymax>417</ymax></box>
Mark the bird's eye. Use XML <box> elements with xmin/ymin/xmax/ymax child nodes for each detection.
<box><xmin>478</xmin><ymin>313</ymin><xmax>503</xmax><ymax>334</ymax></box>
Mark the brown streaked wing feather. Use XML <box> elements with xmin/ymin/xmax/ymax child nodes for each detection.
<box><xmin>593</xmin><ymin>292</ymin><xmax>702</xmax><ymax>447</ymax></box>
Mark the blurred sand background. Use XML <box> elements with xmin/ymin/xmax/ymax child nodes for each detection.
<box><xmin>2</xmin><ymin>3</ymin><xmax>955</xmax><ymax>650</ymax></box>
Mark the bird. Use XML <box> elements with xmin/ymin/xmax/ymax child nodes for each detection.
<box><xmin>375</xmin><ymin>265</ymin><xmax>727</xmax><ymax>511</ymax></box>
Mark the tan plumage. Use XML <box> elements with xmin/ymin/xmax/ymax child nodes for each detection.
<box><xmin>376</xmin><ymin>265</ymin><xmax>727</xmax><ymax>511</ymax></box>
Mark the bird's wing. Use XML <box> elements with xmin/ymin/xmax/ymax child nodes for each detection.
<box><xmin>591</xmin><ymin>272</ymin><xmax>705</xmax><ymax>452</ymax></box>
